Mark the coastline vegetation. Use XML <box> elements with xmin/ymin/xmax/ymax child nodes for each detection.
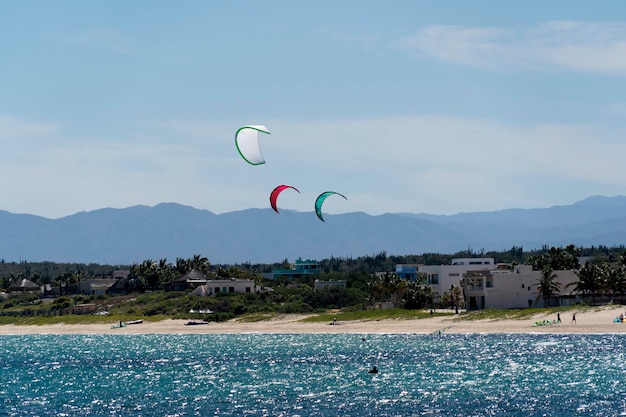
<box><xmin>1</xmin><ymin>244</ymin><xmax>625</xmax><ymax>326</ymax></box>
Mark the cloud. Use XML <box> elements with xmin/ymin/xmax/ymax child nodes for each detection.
<box><xmin>1</xmin><ymin>114</ymin><xmax>624</xmax><ymax>218</ymax></box>
<box><xmin>0</xmin><ymin>115</ymin><xmax>62</xmax><ymax>160</ymax></box>
<box><xmin>0</xmin><ymin>114</ymin><xmax>61</xmax><ymax>138</ymax></box>
<box><xmin>394</xmin><ymin>21</ymin><xmax>626</xmax><ymax>75</ymax></box>
<box><xmin>269</xmin><ymin>116</ymin><xmax>626</xmax><ymax>214</ymax></box>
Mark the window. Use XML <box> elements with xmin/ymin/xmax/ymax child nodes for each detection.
<box><xmin>229</xmin><ymin>287</ymin><xmax>234</xmax><ymax>293</ymax></box>
<box><xmin>246</xmin><ymin>287</ymin><xmax>251</xmax><ymax>293</ymax></box>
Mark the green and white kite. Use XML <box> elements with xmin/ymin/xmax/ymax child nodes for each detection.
<box><xmin>235</xmin><ymin>125</ymin><xmax>270</xmax><ymax>165</ymax></box>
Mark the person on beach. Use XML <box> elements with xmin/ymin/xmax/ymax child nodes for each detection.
<box><xmin>557</xmin><ymin>313</ymin><xmax>561</xmax><ymax>323</ymax></box>
<box><xmin>572</xmin><ymin>313</ymin><xmax>576</xmax><ymax>324</ymax></box>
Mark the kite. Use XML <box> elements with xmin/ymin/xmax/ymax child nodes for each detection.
<box><xmin>315</xmin><ymin>191</ymin><xmax>347</xmax><ymax>222</ymax></box>
<box><xmin>235</xmin><ymin>125</ymin><xmax>270</xmax><ymax>165</ymax></box>
<box><xmin>270</xmin><ymin>185</ymin><xmax>300</xmax><ymax>213</ymax></box>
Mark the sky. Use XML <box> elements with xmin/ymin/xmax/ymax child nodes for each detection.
<box><xmin>1</xmin><ymin>1</ymin><xmax>626</xmax><ymax>219</ymax></box>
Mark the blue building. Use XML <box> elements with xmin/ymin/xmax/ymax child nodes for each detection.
<box><xmin>268</xmin><ymin>258</ymin><xmax>320</xmax><ymax>280</ymax></box>
<box><xmin>395</xmin><ymin>264</ymin><xmax>418</xmax><ymax>280</ymax></box>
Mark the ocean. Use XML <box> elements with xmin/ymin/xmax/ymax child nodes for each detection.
<box><xmin>1</xmin><ymin>333</ymin><xmax>625</xmax><ymax>416</ymax></box>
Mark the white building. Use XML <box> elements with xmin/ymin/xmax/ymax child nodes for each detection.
<box><xmin>203</xmin><ymin>279</ymin><xmax>256</xmax><ymax>295</ymax></box>
<box><xmin>313</xmin><ymin>279</ymin><xmax>347</xmax><ymax>291</ymax></box>
<box><xmin>397</xmin><ymin>258</ymin><xmax>496</xmax><ymax>299</ymax></box>
<box><xmin>396</xmin><ymin>258</ymin><xmax>581</xmax><ymax>309</ymax></box>
<box><xmin>462</xmin><ymin>264</ymin><xmax>579</xmax><ymax>309</ymax></box>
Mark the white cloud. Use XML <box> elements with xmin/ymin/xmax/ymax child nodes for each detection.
<box><xmin>1</xmin><ymin>114</ymin><xmax>625</xmax><ymax>218</ymax></box>
<box><xmin>0</xmin><ymin>114</ymin><xmax>61</xmax><ymax>138</ymax></box>
<box><xmin>395</xmin><ymin>21</ymin><xmax>626</xmax><ymax>74</ymax></box>
<box><xmin>269</xmin><ymin>116</ymin><xmax>626</xmax><ymax>214</ymax></box>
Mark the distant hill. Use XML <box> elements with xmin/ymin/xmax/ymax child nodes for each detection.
<box><xmin>1</xmin><ymin>195</ymin><xmax>625</xmax><ymax>265</ymax></box>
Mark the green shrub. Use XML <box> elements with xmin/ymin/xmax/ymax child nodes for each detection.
<box><xmin>208</xmin><ymin>312</ymin><xmax>234</xmax><ymax>322</ymax></box>
<box><xmin>52</xmin><ymin>297</ymin><xmax>71</xmax><ymax>310</ymax></box>
<box><xmin>144</xmin><ymin>305</ymin><xmax>166</xmax><ymax>316</ymax></box>
<box><xmin>277</xmin><ymin>301</ymin><xmax>313</xmax><ymax>314</ymax></box>
<box><xmin>233</xmin><ymin>304</ymin><xmax>248</xmax><ymax>315</ymax></box>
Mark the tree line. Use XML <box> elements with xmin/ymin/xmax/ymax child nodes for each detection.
<box><xmin>3</xmin><ymin>245</ymin><xmax>626</xmax><ymax>310</ymax></box>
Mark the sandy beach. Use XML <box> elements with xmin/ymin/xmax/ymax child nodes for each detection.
<box><xmin>2</xmin><ymin>306</ymin><xmax>626</xmax><ymax>335</ymax></box>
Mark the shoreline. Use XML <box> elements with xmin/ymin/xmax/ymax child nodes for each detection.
<box><xmin>1</xmin><ymin>306</ymin><xmax>626</xmax><ymax>335</ymax></box>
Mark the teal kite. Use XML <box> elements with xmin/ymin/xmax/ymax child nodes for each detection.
<box><xmin>315</xmin><ymin>191</ymin><xmax>347</xmax><ymax>222</ymax></box>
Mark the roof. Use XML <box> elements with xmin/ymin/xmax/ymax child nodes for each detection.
<box><xmin>9</xmin><ymin>278</ymin><xmax>40</xmax><ymax>290</ymax></box>
<box><xmin>112</xmin><ymin>270</ymin><xmax>130</xmax><ymax>279</ymax></box>
<box><xmin>108</xmin><ymin>276</ymin><xmax>130</xmax><ymax>291</ymax></box>
<box><xmin>190</xmin><ymin>285</ymin><xmax>210</xmax><ymax>297</ymax></box>
<box><xmin>171</xmin><ymin>269</ymin><xmax>208</xmax><ymax>283</ymax></box>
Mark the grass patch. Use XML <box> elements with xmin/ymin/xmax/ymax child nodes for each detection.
<box><xmin>453</xmin><ymin>305</ymin><xmax>596</xmax><ymax>322</ymax></box>
<box><xmin>300</xmin><ymin>308</ymin><xmax>453</xmax><ymax>323</ymax></box>
<box><xmin>455</xmin><ymin>308</ymin><xmax>545</xmax><ymax>322</ymax></box>
<box><xmin>0</xmin><ymin>314</ymin><xmax>165</xmax><ymax>326</ymax></box>
<box><xmin>236</xmin><ymin>312</ymin><xmax>276</xmax><ymax>323</ymax></box>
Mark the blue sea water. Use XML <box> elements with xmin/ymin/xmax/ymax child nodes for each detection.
<box><xmin>1</xmin><ymin>333</ymin><xmax>625</xmax><ymax>416</ymax></box>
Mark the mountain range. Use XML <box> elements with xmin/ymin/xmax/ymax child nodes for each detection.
<box><xmin>1</xmin><ymin>195</ymin><xmax>625</xmax><ymax>265</ymax></box>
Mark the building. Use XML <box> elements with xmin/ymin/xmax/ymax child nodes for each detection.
<box><xmin>78</xmin><ymin>279</ymin><xmax>118</xmax><ymax>296</ymax></box>
<box><xmin>396</xmin><ymin>258</ymin><xmax>496</xmax><ymax>300</ymax></box>
<box><xmin>165</xmin><ymin>269</ymin><xmax>208</xmax><ymax>292</ymax></box>
<box><xmin>191</xmin><ymin>279</ymin><xmax>256</xmax><ymax>296</ymax></box>
<box><xmin>106</xmin><ymin>270</ymin><xmax>132</xmax><ymax>295</ymax></box>
<box><xmin>313</xmin><ymin>279</ymin><xmax>347</xmax><ymax>291</ymax></box>
<box><xmin>396</xmin><ymin>258</ymin><xmax>583</xmax><ymax>309</ymax></box>
<box><xmin>8</xmin><ymin>278</ymin><xmax>41</xmax><ymax>294</ymax></box>
<box><xmin>266</xmin><ymin>258</ymin><xmax>320</xmax><ymax>280</ymax></box>
<box><xmin>462</xmin><ymin>264</ymin><xmax>579</xmax><ymax>310</ymax></box>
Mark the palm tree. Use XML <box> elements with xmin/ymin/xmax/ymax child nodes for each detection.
<box><xmin>157</xmin><ymin>258</ymin><xmax>176</xmax><ymax>287</ymax></box>
<box><xmin>132</xmin><ymin>259</ymin><xmax>165</xmax><ymax>291</ymax></box>
<box><xmin>174</xmin><ymin>255</ymin><xmax>210</xmax><ymax>275</ymax></box>
<box><xmin>54</xmin><ymin>274</ymin><xmax>67</xmax><ymax>296</ymax></box>
<box><xmin>174</xmin><ymin>257</ymin><xmax>190</xmax><ymax>275</ymax></box>
<box><xmin>567</xmin><ymin>261</ymin><xmax>603</xmax><ymax>304</ymax></box>
<box><xmin>402</xmin><ymin>275</ymin><xmax>435</xmax><ymax>310</ymax></box>
<box><xmin>534</xmin><ymin>266</ymin><xmax>561</xmax><ymax>307</ymax></box>
<box><xmin>189</xmin><ymin>254</ymin><xmax>211</xmax><ymax>273</ymax></box>
<box><xmin>377</xmin><ymin>272</ymin><xmax>406</xmax><ymax>307</ymax></box>
<box><xmin>65</xmin><ymin>272</ymin><xmax>79</xmax><ymax>295</ymax></box>
<box><xmin>73</xmin><ymin>268</ymin><xmax>85</xmax><ymax>294</ymax></box>
<box><xmin>602</xmin><ymin>263</ymin><xmax>625</xmax><ymax>301</ymax></box>
<box><xmin>367</xmin><ymin>272</ymin><xmax>406</xmax><ymax>308</ymax></box>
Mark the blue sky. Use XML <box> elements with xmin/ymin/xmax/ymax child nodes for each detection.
<box><xmin>1</xmin><ymin>1</ymin><xmax>625</xmax><ymax>219</ymax></box>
